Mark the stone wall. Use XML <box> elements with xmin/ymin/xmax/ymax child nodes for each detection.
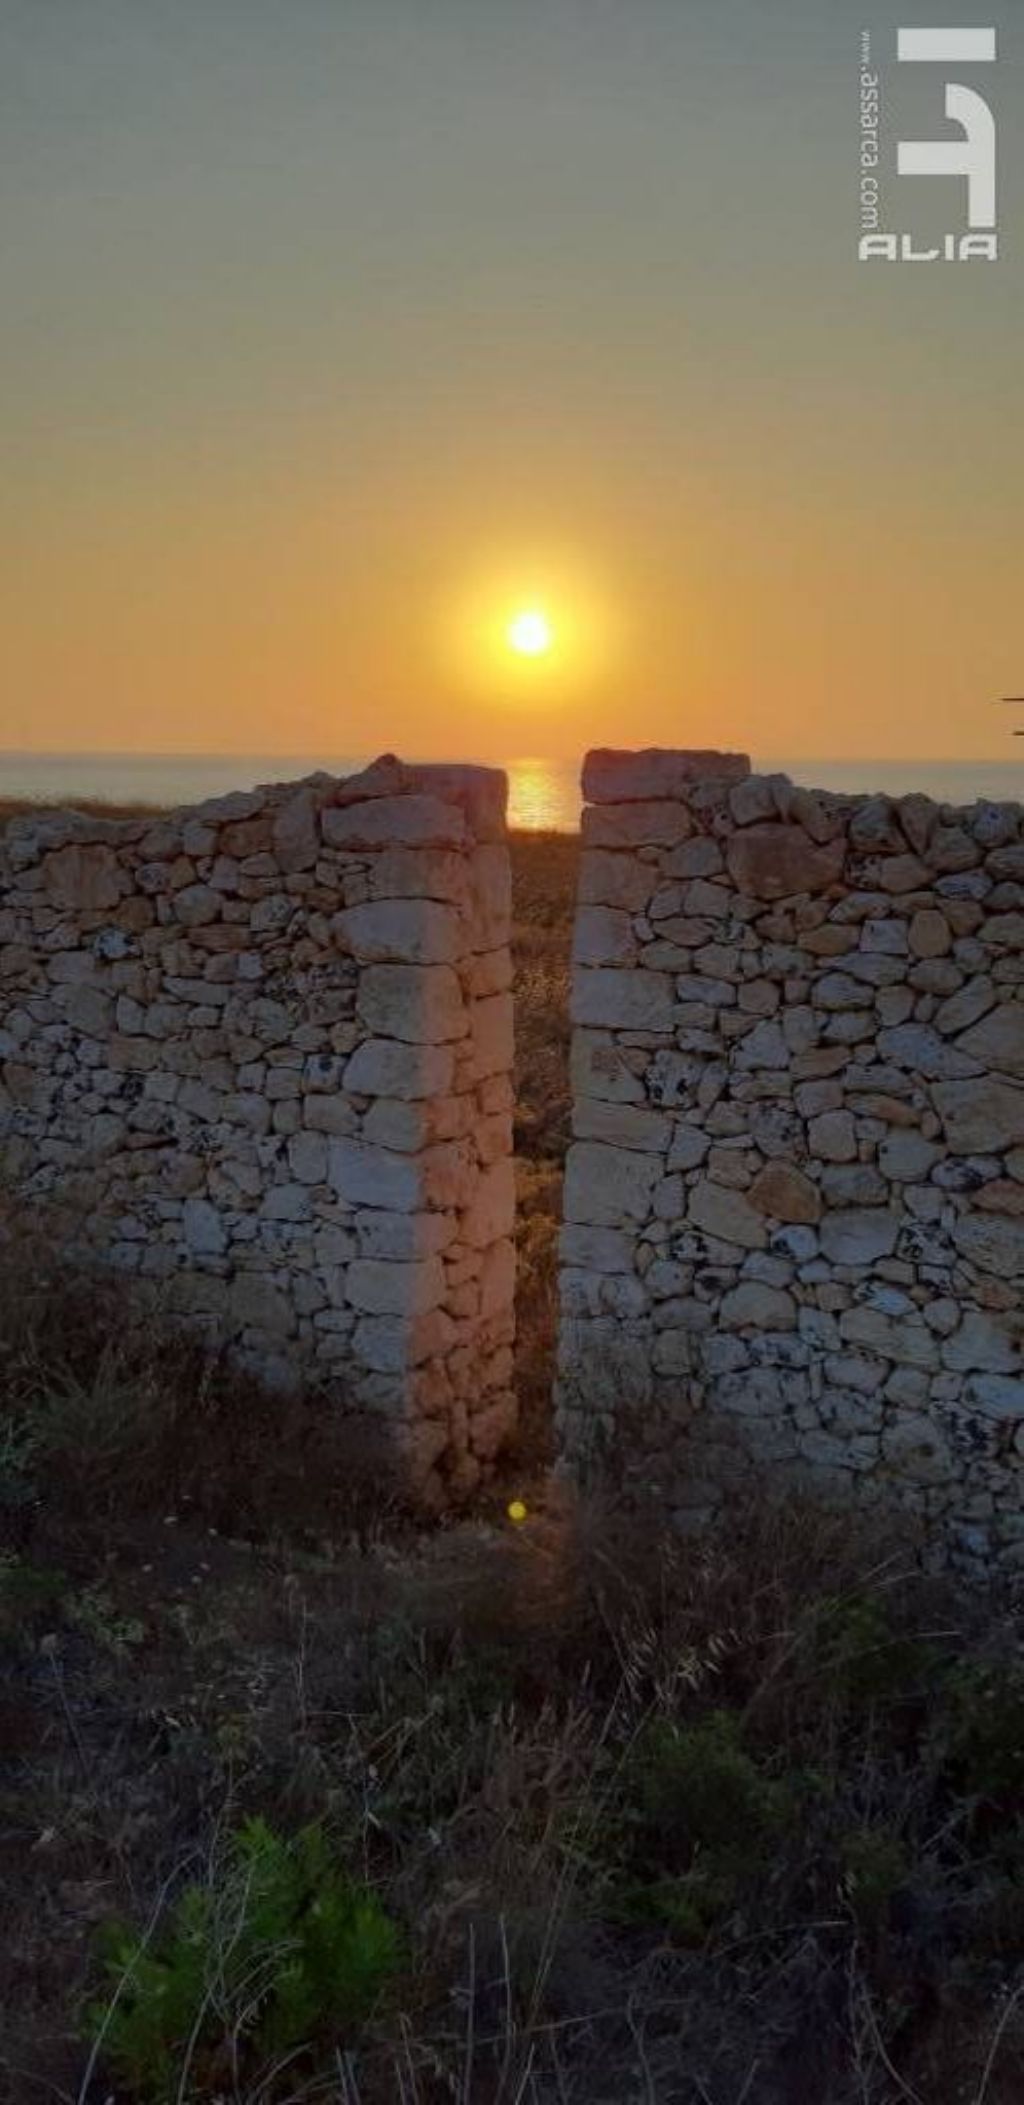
<box><xmin>0</xmin><ymin>755</ymin><xmax>515</xmax><ymax>1506</ymax></box>
<box><xmin>557</xmin><ymin>748</ymin><xmax>1024</xmax><ymax>1577</ymax></box>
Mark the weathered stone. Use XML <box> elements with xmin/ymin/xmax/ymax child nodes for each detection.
<box><xmin>272</xmin><ymin>787</ymin><xmax>319</xmax><ymax>872</ymax></box>
<box><xmin>819</xmin><ymin>1210</ymin><xmax>900</xmax><ymax>1265</ymax></box>
<box><xmin>934</xmin><ymin>977</ymin><xmax>997</xmax><ymax>1036</ymax></box>
<box><xmin>955</xmin><ymin>1003</ymin><xmax>1024</xmax><ymax>1079</ymax></box>
<box><xmin>343</xmin><ymin>1037</ymin><xmax>455</xmax><ymax>1100</ymax></box>
<box><xmin>908</xmin><ymin>908</ymin><xmax>952</xmax><ymax>958</ymax></box>
<box><xmin>323</xmin><ymin>794</ymin><xmax>468</xmax><ymax>850</ymax></box>
<box><xmin>572</xmin><ymin>905</ymin><xmax>637</xmax><ymax>967</ymax></box>
<box><xmin>357</xmin><ymin>964</ymin><xmax>468</xmax><ymax>1044</ymax></box>
<box><xmin>564</xmin><ymin>1142</ymin><xmax>660</xmax><ymax>1226</ymax></box>
<box><xmin>933</xmin><ymin>1078</ymin><xmax>1024</xmax><ymax>1154</ymax></box>
<box><xmin>333</xmin><ymin>899</ymin><xmax>461</xmax><ymax>966</ymax></box>
<box><xmin>720</xmin><ymin>1281</ymin><xmax>796</xmax><ymax>1328</ymax></box>
<box><xmin>726</xmin><ymin>823</ymin><xmax>844</xmax><ymax>901</ymax></box>
<box><xmin>571</xmin><ymin>967</ymin><xmax>674</xmax><ymax>1032</ymax></box>
<box><xmin>41</xmin><ymin>843</ymin><xmax>124</xmax><ymax>911</ymax></box>
<box><xmin>878</xmin><ymin>1133</ymin><xmax>943</xmax><ymax>1181</ymax></box>
<box><xmin>953</xmin><ymin>1214</ymin><xmax>1024</xmax><ymax>1280</ymax></box>
<box><xmin>582</xmin><ymin>748</ymin><xmax>750</xmax><ymax>801</ymax></box>
<box><xmin>582</xmin><ymin>800</ymin><xmax>695</xmax><ymax>848</ymax></box>
<box><xmin>687</xmin><ymin>1180</ymin><xmax>767</xmax><ymax>1249</ymax></box>
<box><xmin>573</xmin><ymin>1099</ymin><xmax>672</xmax><ymax>1152</ymax></box>
<box><xmin>807</xmin><ymin>1110</ymin><xmax>857</xmax><ymax>1162</ymax></box>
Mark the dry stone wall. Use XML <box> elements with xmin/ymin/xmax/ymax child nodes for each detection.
<box><xmin>0</xmin><ymin>755</ymin><xmax>515</xmax><ymax>1506</ymax></box>
<box><xmin>557</xmin><ymin>749</ymin><xmax>1024</xmax><ymax>1577</ymax></box>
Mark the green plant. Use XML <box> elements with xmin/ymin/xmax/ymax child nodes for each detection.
<box><xmin>68</xmin><ymin>1584</ymin><xmax>145</xmax><ymax>1657</ymax></box>
<box><xmin>87</xmin><ymin>1817</ymin><xmax>401</xmax><ymax>2100</ymax></box>
<box><xmin>612</xmin><ymin>1709</ymin><xmax>794</xmax><ymax>1938</ymax></box>
<box><xmin>807</xmin><ymin>1589</ymin><xmax>937</xmax><ymax>1711</ymax></box>
<box><xmin>938</xmin><ymin>1659</ymin><xmax>1024</xmax><ymax>1808</ymax></box>
<box><xmin>840</xmin><ymin>1827</ymin><xmax>910</xmax><ymax>1930</ymax></box>
<box><xmin>0</xmin><ymin>1410</ymin><xmax>39</xmax><ymax>1508</ymax></box>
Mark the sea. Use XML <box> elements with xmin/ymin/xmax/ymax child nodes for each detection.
<box><xmin>3</xmin><ymin>751</ymin><xmax>1023</xmax><ymax>833</ymax></box>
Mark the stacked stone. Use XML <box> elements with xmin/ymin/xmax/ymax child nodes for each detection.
<box><xmin>557</xmin><ymin>748</ymin><xmax>1024</xmax><ymax>1577</ymax></box>
<box><xmin>0</xmin><ymin>754</ymin><xmax>515</xmax><ymax>1505</ymax></box>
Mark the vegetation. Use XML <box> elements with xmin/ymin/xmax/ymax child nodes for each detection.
<box><xmin>1</xmin><ymin>830</ymin><xmax>1022</xmax><ymax>2101</ymax></box>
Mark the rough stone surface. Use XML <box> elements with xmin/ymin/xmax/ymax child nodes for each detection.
<box><xmin>1</xmin><ymin>758</ymin><xmax>516</xmax><ymax>1507</ymax></box>
<box><xmin>557</xmin><ymin>751</ymin><xmax>1024</xmax><ymax>1580</ymax></box>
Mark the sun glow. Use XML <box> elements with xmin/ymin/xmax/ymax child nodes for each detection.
<box><xmin>507</xmin><ymin>607</ymin><xmax>552</xmax><ymax>657</ymax></box>
<box><xmin>441</xmin><ymin>550</ymin><xmax>621</xmax><ymax>715</ymax></box>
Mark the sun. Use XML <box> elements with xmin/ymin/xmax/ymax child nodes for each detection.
<box><xmin>507</xmin><ymin>607</ymin><xmax>553</xmax><ymax>658</ymax></box>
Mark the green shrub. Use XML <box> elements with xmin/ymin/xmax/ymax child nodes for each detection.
<box><xmin>634</xmin><ymin>1709</ymin><xmax>792</xmax><ymax>1859</ymax></box>
<box><xmin>806</xmin><ymin>1589</ymin><xmax>938</xmax><ymax>1711</ymax></box>
<box><xmin>88</xmin><ymin>1817</ymin><xmax>401</xmax><ymax>2100</ymax></box>
<box><xmin>613</xmin><ymin>1710</ymin><xmax>794</xmax><ymax>1938</ymax></box>
<box><xmin>937</xmin><ymin>1659</ymin><xmax>1024</xmax><ymax>1808</ymax></box>
<box><xmin>840</xmin><ymin>1827</ymin><xmax>910</xmax><ymax>1930</ymax></box>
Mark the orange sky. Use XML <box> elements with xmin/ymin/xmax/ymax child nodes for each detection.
<box><xmin>2</xmin><ymin>1</ymin><xmax>1021</xmax><ymax>767</ymax></box>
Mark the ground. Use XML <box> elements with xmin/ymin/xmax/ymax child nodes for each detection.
<box><xmin>1</xmin><ymin>826</ymin><xmax>1023</xmax><ymax>2102</ymax></box>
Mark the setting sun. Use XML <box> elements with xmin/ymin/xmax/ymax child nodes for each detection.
<box><xmin>507</xmin><ymin>608</ymin><xmax>553</xmax><ymax>657</ymax></box>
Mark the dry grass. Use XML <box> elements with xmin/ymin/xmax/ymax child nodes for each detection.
<box><xmin>2</xmin><ymin>1226</ymin><xmax>1023</xmax><ymax>2102</ymax></box>
<box><xmin>3</xmin><ymin>825</ymin><xmax>1024</xmax><ymax>2101</ymax></box>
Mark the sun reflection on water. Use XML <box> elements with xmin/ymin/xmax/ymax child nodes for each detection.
<box><xmin>506</xmin><ymin>756</ymin><xmax>578</xmax><ymax>831</ymax></box>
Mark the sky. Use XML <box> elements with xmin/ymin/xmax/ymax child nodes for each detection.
<box><xmin>1</xmin><ymin>0</ymin><xmax>1021</xmax><ymax>767</ymax></box>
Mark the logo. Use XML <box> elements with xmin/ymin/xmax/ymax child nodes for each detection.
<box><xmin>858</xmin><ymin>27</ymin><xmax>997</xmax><ymax>262</ymax></box>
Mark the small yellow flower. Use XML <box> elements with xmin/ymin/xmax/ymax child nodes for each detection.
<box><xmin>507</xmin><ymin>1499</ymin><xmax>528</xmax><ymax>1526</ymax></box>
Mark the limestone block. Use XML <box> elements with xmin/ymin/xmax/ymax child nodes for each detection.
<box><xmin>328</xmin><ymin>1139</ymin><xmax>420</xmax><ymax>1212</ymax></box>
<box><xmin>571</xmin><ymin>1029</ymin><xmax>646</xmax><ymax>1105</ymax></box>
<box><xmin>953</xmin><ymin>1214</ymin><xmax>1024</xmax><ymax>1280</ymax></box>
<box><xmin>878</xmin><ymin>1132</ymin><xmax>943</xmax><ymax>1181</ymax></box>
<box><xmin>367</xmin><ymin>846</ymin><xmax>469</xmax><ymax>906</ymax></box>
<box><xmin>933</xmin><ymin>1078</ymin><xmax>1024</xmax><ymax>1154</ymax></box>
<box><xmin>564</xmin><ymin>1140</ymin><xmax>660</xmax><ymax>1227</ymax></box>
<box><xmin>571</xmin><ymin>967</ymin><xmax>674</xmax><ymax>1032</ymax></box>
<box><xmin>876</xmin><ymin>1024</ymin><xmax>982</xmax><ymax>1080</ymax></box>
<box><xmin>572</xmin><ymin>906</ymin><xmax>637</xmax><ymax>967</ymax></box>
<box><xmin>839</xmin><ymin>1306</ymin><xmax>938</xmax><ymax>1367</ymax></box>
<box><xmin>687</xmin><ymin>1179</ymin><xmax>767</xmax><ymax>1249</ymax></box>
<box><xmin>323</xmin><ymin>794</ymin><xmax>468</xmax><ymax>851</ymax></box>
<box><xmin>748</xmin><ymin>1162</ymin><xmax>821</xmax><ymax>1223</ymax></box>
<box><xmin>942</xmin><ymin>1312</ymin><xmax>1019</xmax><ymax>1373</ymax></box>
<box><xmin>579</xmin><ymin>850</ymin><xmax>654</xmax><ymax>913</ymax></box>
<box><xmin>479</xmin><ymin>1236</ymin><xmax>516</xmax><ymax>1318</ymax></box>
<box><xmin>572</xmin><ymin>1098</ymin><xmax>672</xmax><ymax>1152</ymax></box>
<box><xmin>955</xmin><ymin>1003</ymin><xmax>1024</xmax><ymax>1079</ymax></box>
<box><xmin>582</xmin><ymin>748</ymin><xmax>749</xmax><ymax>801</ymax></box>
<box><xmin>720</xmin><ymin>1281</ymin><xmax>796</xmax><ymax>1328</ymax></box>
<box><xmin>964</xmin><ymin>1374</ymin><xmax>1024</xmax><ymax>1420</ymax></box>
<box><xmin>467</xmin><ymin>992</ymin><xmax>514</xmax><ymax>1081</ymax></box>
<box><xmin>343</xmin><ymin>1036</ymin><xmax>454</xmax><ymax>1099</ymax></box>
<box><xmin>182</xmin><ymin>1197</ymin><xmax>226</xmax><ymax>1256</ymax></box>
<box><xmin>357</xmin><ymin>964</ymin><xmax>468</xmax><ymax>1044</ymax></box>
<box><xmin>726</xmin><ymin>823</ymin><xmax>844</xmax><ymax>901</ymax></box>
<box><xmin>174</xmin><ymin>884</ymin><xmax>222</xmax><ymax>928</ymax></box>
<box><xmin>583</xmin><ymin>800</ymin><xmax>695</xmax><ymax>848</ymax></box>
<box><xmin>819</xmin><ymin>1211</ymin><xmax>899</xmax><ymax>1264</ymax></box>
<box><xmin>354</xmin><ymin>1209</ymin><xmax>455</xmax><ymax>1260</ymax></box>
<box><xmin>808</xmin><ymin>1110</ymin><xmax>857</xmax><ymax>1162</ymax></box>
<box><xmin>41</xmin><ymin>843</ymin><xmax>125</xmax><ymax>911</ymax></box>
<box><xmin>347</xmin><ymin>1256</ymin><xmax>446</xmax><ymax>1316</ymax></box>
<box><xmin>934</xmin><ymin>977</ymin><xmax>997</xmax><ymax>1036</ymax></box>
<box><xmin>461</xmin><ymin>846</ymin><xmax>512</xmax><ymax>954</ymax></box>
<box><xmin>407</xmin><ymin>763</ymin><xmax>507</xmax><ymax>842</ymax></box>
<box><xmin>461</xmin><ymin>1156</ymin><xmax>516</xmax><ymax>1246</ymax></box>
<box><xmin>332</xmin><ymin>899</ymin><xmax>461</xmax><ymax>966</ymax></box>
<box><xmin>909</xmin><ymin>908</ymin><xmax>953</xmax><ymax>958</ymax></box>
<box><xmin>272</xmin><ymin>788</ymin><xmax>319</xmax><ymax>872</ymax></box>
<box><xmin>560</xmin><ymin>1222</ymin><xmax>636</xmax><ymax>1273</ymax></box>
